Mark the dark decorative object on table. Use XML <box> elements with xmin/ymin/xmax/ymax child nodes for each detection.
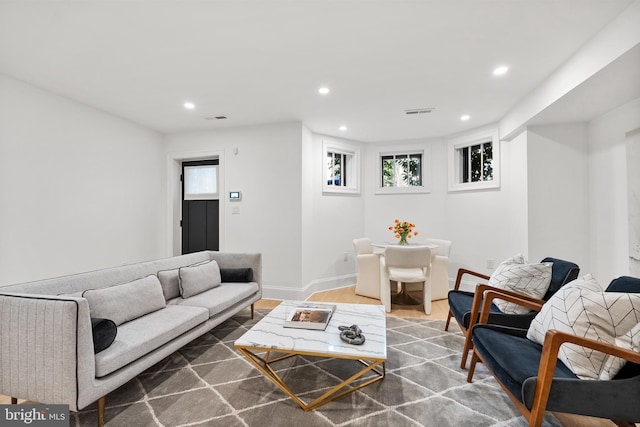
<box><xmin>339</xmin><ymin>324</ymin><xmax>365</xmax><ymax>345</ymax></box>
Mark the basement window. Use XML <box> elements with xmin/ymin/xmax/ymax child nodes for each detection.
<box><xmin>447</xmin><ymin>128</ymin><xmax>500</xmax><ymax>191</ymax></box>
<box><xmin>375</xmin><ymin>145</ymin><xmax>430</xmax><ymax>194</ymax></box>
<box><xmin>323</xmin><ymin>139</ymin><xmax>360</xmax><ymax>194</ymax></box>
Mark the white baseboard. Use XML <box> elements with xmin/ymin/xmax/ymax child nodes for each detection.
<box><xmin>261</xmin><ymin>274</ymin><xmax>357</xmax><ymax>301</ymax></box>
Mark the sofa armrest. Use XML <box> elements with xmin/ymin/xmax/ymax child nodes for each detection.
<box><xmin>207</xmin><ymin>252</ymin><xmax>262</xmax><ymax>297</ymax></box>
<box><xmin>0</xmin><ymin>293</ymin><xmax>94</xmax><ymax>411</ymax></box>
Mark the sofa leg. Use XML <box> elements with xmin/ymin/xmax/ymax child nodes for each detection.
<box><xmin>11</xmin><ymin>397</ymin><xmax>17</xmax><ymax>404</ymax></box>
<box><xmin>97</xmin><ymin>396</ymin><xmax>105</xmax><ymax>427</ymax></box>
<box><xmin>251</xmin><ymin>303</ymin><xmax>254</xmax><ymax>319</ymax></box>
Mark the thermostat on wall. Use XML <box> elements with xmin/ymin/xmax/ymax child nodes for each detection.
<box><xmin>229</xmin><ymin>191</ymin><xmax>242</xmax><ymax>201</ymax></box>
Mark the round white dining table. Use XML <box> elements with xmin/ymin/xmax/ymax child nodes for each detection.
<box><xmin>372</xmin><ymin>241</ymin><xmax>438</xmax><ymax>253</ymax></box>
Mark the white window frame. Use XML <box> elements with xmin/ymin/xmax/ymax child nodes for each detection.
<box><xmin>322</xmin><ymin>139</ymin><xmax>360</xmax><ymax>195</ymax></box>
<box><xmin>447</xmin><ymin>128</ymin><xmax>500</xmax><ymax>192</ymax></box>
<box><xmin>375</xmin><ymin>144</ymin><xmax>431</xmax><ymax>195</ymax></box>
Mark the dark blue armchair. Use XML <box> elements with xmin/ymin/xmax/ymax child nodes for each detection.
<box><xmin>445</xmin><ymin>257</ymin><xmax>579</xmax><ymax>368</ymax></box>
<box><xmin>467</xmin><ymin>276</ymin><xmax>640</xmax><ymax>427</ymax></box>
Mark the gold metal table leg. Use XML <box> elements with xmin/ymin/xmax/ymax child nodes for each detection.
<box><xmin>236</xmin><ymin>346</ymin><xmax>385</xmax><ymax>411</ymax></box>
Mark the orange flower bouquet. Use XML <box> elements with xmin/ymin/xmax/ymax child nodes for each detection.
<box><xmin>388</xmin><ymin>219</ymin><xmax>418</xmax><ymax>245</ymax></box>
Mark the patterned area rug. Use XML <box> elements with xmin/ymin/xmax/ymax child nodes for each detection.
<box><xmin>73</xmin><ymin>309</ymin><xmax>561</xmax><ymax>426</ymax></box>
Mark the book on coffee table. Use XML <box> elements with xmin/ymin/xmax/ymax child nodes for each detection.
<box><xmin>284</xmin><ymin>303</ymin><xmax>336</xmax><ymax>330</ymax></box>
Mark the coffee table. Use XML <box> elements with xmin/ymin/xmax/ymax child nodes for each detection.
<box><xmin>234</xmin><ymin>301</ymin><xmax>386</xmax><ymax>411</ymax></box>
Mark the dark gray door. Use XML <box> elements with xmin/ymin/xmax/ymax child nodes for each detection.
<box><xmin>182</xmin><ymin>159</ymin><xmax>219</xmax><ymax>254</ymax></box>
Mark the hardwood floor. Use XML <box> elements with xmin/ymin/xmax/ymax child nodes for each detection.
<box><xmin>1</xmin><ymin>286</ymin><xmax>626</xmax><ymax>427</ymax></box>
<box><xmin>257</xmin><ymin>285</ymin><xmax>621</xmax><ymax>427</ymax></box>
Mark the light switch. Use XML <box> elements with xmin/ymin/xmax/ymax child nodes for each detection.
<box><xmin>232</xmin><ymin>206</ymin><xmax>240</xmax><ymax>215</ymax></box>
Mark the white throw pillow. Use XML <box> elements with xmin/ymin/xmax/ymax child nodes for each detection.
<box><xmin>488</xmin><ymin>254</ymin><xmax>553</xmax><ymax>314</ymax></box>
<box><xmin>527</xmin><ymin>274</ymin><xmax>640</xmax><ymax>379</ymax></box>
<box><xmin>599</xmin><ymin>322</ymin><xmax>640</xmax><ymax>380</ymax></box>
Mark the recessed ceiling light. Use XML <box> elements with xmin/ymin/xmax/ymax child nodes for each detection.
<box><xmin>460</xmin><ymin>115</ymin><xmax>470</xmax><ymax>121</ymax></box>
<box><xmin>318</xmin><ymin>87</ymin><xmax>330</xmax><ymax>95</ymax></box>
<box><xmin>184</xmin><ymin>102</ymin><xmax>195</xmax><ymax>110</ymax></box>
<box><xmin>339</xmin><ymin>125</ymin><xmax>347</xmax><ymax>131</ymax></box>
<box><xmin>493</xmin><ymin>66</ymin><xmax>509</xmax><ymax>76</ymax></box>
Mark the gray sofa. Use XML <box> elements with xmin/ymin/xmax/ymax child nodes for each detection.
<box><xmin>0</xmin><ymin>250</ymin><xmax>261</xmax><ymax>425</ymax></box>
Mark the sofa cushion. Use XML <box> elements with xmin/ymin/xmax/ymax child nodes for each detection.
<box><xmin>157</xmin><ymin>268</ymin><xmax>180</xmax><ymax>300</ymax></box>
<box><xmin>527</xmin><ymin>274</ymin><xmax>640</xmax><ymax>379</ymax></box>
<box><xmin>94</xmin><ymin>305</ymin><xmax>209</xmax><ymax>377</ymax></box>
<box><xmin>83</xmin><ymin>275</ymin><xmax>166</xmax><ymax>326</ymax></box>
<box><xmin>91</xmin><ymin>318</ymin><xmax>117</xmax><ymax>353</ymax></box>
<box><xmin>179</xmin><ymin>260</ymin><xmax>222</xmax><ymax>298</ymax></box>
<box><xmin>489</xmin><ymin>254</ymin><xmax>553</xmax><ymax>315</ymax></box>
<box><xmin>220</xmin><ymin>268</ymin><xmax>254</xmax><ymax>283</ymax></box>
<box><xmin>170</xmin><ymin>282</ymin><xmax>259</xmax><ymax>317</ymax></box>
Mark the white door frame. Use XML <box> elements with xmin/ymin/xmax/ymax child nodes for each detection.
<box><xmin>166</xmin><ymin>149</ymin><xmax>225</xmax><ymax>256</ymax></box>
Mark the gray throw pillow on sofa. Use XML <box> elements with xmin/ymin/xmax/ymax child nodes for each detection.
<box><xmin>83</xmin><ymin>275</ymin><xmax>166</xmax><ymax>326</ymax></box>
<box><xmin>157</xmin><ymin>268</ymin><xmax>180</xmax><ymax>300</ymax></box>
<box><xmin>179</xmin><ymin>260</ymin><xmax>222</xmax><ymax>298</ymax></box>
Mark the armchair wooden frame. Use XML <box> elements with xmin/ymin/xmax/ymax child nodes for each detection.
<box><xmin>467</xmin><ymin>290</ymin><xmax>640</xmax><ymax>427</ymax></box>
<box><xmin>459</xmin><ymin>284</ymin><xmax>546</xmax><ymax>368</ymax></box>
<box><xmin>444</xmin><ymin>268</ymin><xmax>490</xmax><ymax>331</ymax></box>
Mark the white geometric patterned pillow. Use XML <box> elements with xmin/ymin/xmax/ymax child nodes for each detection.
<box><xmin>488</xmin><ymin>254</ymin><xmax>553</xmax><ymax>315</ymax></box>
<box><xmin>527</xmin><ymin>274</ymin><xmax>640</xmax><ymax>379</ymax></box>
<box><xmin>599</xmin><ymin>322</ymin><xmax>640</xmax><ymax>380</ymax></box>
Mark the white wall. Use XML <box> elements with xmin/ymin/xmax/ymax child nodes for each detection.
<box><xmin>164</xmin><ymin>122</ymin><xmax>304</xmax><ymax>298</ymax></box>
<box><xmin>361</xmin><ymin>132</ymin><xmax>529</xmax><ymax>291</ymax></box>
<box><xmin>364</xmin><ymin>137</ymin><xmax>448</xmax><ymax>245</ymax></box>
<box><xmin>527</xmin><ymin>124</ymin><xmax>589</xmax><ymax>271</ymax></box>
<box><xmin>0</xmin><ymin>74</ymin><xmax>166</xmax><ymax>285</ymax></box>
<box><xmin>308</xmin><ymin>134</ymin><xmax>366</xmax><ymax>293</ymax></box>
<box><xmin>587</xmin><ymin>97</ymin><xmax>640</xmax><ymax>283</ymax></box>
<box><xmin>444</xmin><ymin>131</ymin><xmax>529</xmax><ymax>288</ymax></box>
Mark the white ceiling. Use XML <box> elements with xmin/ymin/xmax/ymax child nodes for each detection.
<box><xmin>0</xmin><ymin>0</ymin><xmax>636</xmax><ymax>142</ymax></box>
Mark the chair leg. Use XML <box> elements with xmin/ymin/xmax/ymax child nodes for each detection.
<box><xmin>528</xmin><ymin>403</ymin><xmax>546</xmax><ymax>427</ymax></box>
<box><xmin>460</xmin><ymin>332</ymin><xmax>474</xmax><ymax>369</ymax></box>
<box><xmin>97</xmin><ymin>396</ymin><xmax>105</xmax><ymax>427</ymax></box>
<box><xmin>11</xmin><ymin>397</ymin><xmax>17</xmax><ymax>404</ymax></box>
<box><xmin>250</xmin><ymin>303</ymin><xmax>254</xmax><ymax>319</ymax></box>
<box><xmin>444</xmin><ymin>310</ymin><xmax>453</xmax><ymax>331</ymax></box>
<box><xmin>423</xmin><ymin>281</ymin><xmax>431</xmax><ymax>315</ymax></box>
<box><xmin>467</xmin><ymin>351</ymin><xmax>480</xmax><ymax>383</ymax></box>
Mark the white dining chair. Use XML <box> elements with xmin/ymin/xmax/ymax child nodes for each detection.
<box><xmin>381</xmin><ymin>246</ymin><xmax>432</xmax><ymax>314</ymax></box>
<box><xmin>352</xmin><ymin>238</ymin><xmax>381</xmax><ymax>299</ymax></box>
<box><xmin>424</xmin><ymin>238</ymin><xmax>452</xmax><ymax>300</ymax></box>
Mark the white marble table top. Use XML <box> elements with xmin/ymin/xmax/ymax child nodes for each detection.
<box><xmin>235</xmin><ymin>301</ymin><xmax>387</xmax><ymax>360</ymax></box>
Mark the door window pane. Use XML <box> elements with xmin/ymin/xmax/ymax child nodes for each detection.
<box><xmin>184</xmin><ymin>165</ymin><xmax>218</xmax><ymax>200</ymax></box>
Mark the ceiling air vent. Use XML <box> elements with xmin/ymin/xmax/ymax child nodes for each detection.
<box><xmin>404</xmin><ymin>108</ymin><xmax>434</xmax><ymax>115</ymax></box>
<box><xmin>203</xmin><ymin>115</ymin><xmax>228</xmax><ymax>120</ymax></box>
